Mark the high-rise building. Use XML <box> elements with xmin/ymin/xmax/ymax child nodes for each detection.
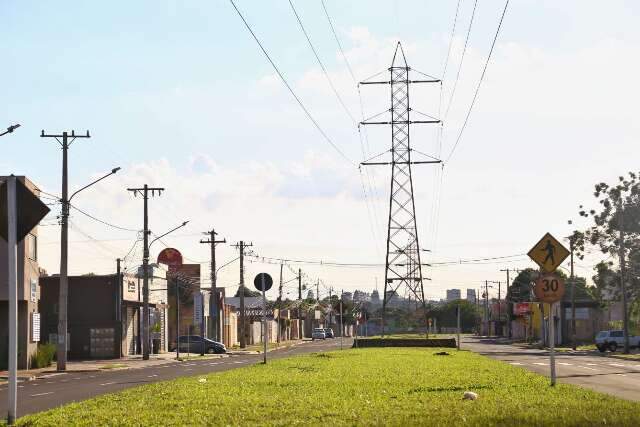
<box><xmin>466</xmin><ymin>289</ymin><xmax>476</xmax><ymax>303</ymax></box>
<box><xmin>446</xmin><ymin>289</ymin><xmax>461</xmax><ymax>301</ymax></box>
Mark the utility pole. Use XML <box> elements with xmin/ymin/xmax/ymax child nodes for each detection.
<box><xmin>6</xmin><ymin>176</ymin><xmax>17</xmax><ymax>424</ymax></box>
<box><xmin>618</xmin><ymin>199</ymin><xmax>630</xmax><ymax>354</ymax></box>
<box><xmin>175</xmin><ymin>278</ymin><xmax>180</xmax><ymax>360</ymax></box>
<box><xmin>298</xmin><ymin>268</ymin><xmax>303</xmax><ymax>340</ymax></box>
<box><xmin>569</xmin><ymin>238</ymin><xmax>576</xmax><ymax>350</ymax></box>
<box><xmin>116</xmin><ymin>258</ymin><xmax>123</xmax><ymax>358</ymax></box>
<box><xmin>127</xmin><ymin>185</ymin><xmax>164</xmax><ymax>360</ymax></box>
<box><xmin>484</xmin><ymin>280</ymin><xmax>489</xmax><ymax>335</ymax></box>
<box><xmin>339</xmin><ymin>291</ymin><xmax>344</xmax><ymax>350</ymax></box>
<box><xmin>277</xmin><ymin>263</ymin><xmax>283</xmax><ymax>344</ymax></box>
<box><xmin>233</xmin><ymin>241</ymin><xmax>252</xmax><ymax>348</ymax></box>
<box><xmin>41</xmin><ymin>129</ymin><xmax>90</xmax><ymax>371</ymax></box>
<box><xmin>500</xmin><ymin>269</ymin><xmax>521</xmax><ymax>339</ymax></box>
<box><xmin>200</xmin><ymin>229</ymin><xmax>226</xmax><ymax>342</ymax></box>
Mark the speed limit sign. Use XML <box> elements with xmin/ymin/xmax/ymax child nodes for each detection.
<box><xmin>534</xmin><ymin>273</ymin><xmax>565</xmax><ymax>303</ymax></box>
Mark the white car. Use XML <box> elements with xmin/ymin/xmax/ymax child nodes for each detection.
<box><xmin>595</xmin><ymin>330</ymin><xmax>640</xmax><ymax>352</ymax></box>
<box><xmin>312</xmin><ymin>328</ymin><xmax>326</xmax><ymax>340</ymax></box>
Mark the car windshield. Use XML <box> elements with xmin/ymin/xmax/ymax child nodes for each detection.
<box><xmin>596</xmin><ymin>331</ymin><xmax>608</xmax><ymax>338</ymax></box>
<box><xmin>313</xmin><ymin>329</ymin><xmax>324</xmax><ymax>332</ymax></box>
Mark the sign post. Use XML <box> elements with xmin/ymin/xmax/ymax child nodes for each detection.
<box><xmin>254</xmin><ymin>273</ymin><xmax>273</xmax><ymax>364</ymax></box>
<box><xmin>528</xmin><ymin>232</ymin><xmax>569</xmax><ymax>387</ymax></box>
<box><xmin>1</xmin><ymin>176</ymin><xmax>50</xmax><ymax>425</ymax></box>
<box><xmin>456</xmin><ymin>303</ymin><xmax>461</xmax><ymax>350</ymax></box>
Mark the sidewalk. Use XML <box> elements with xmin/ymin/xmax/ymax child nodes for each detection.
<box><xmin>0</xmin><ymin>351</ymin><xmax>227</xmax><ymax>384</ymax></box>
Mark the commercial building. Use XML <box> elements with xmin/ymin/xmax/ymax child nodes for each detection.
<box><xmin>39</xmin><ymin>265</ymin><xmax>169</xmax><ymax>359</ymax></box>
<box><xmin>446</xmin><ymin>289</ymin><xmax>461</xmax><ymax>301</ymax></box>
<box><xmin>466</xmin><ymin>289</ymin><xmax>476</xmax><ymax>303</ymax></box>
<box><xmin>0</xmin><ymin>176</ymin><xmax>43</xmax><ymax>369</ymax></box>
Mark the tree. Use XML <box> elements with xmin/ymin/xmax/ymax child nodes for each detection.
<box><xmin>506</xmin><ymin>268</ymin><xmax>538</xmax><ymax>303</ymax></box>
<box><xmin>430</xmin><ymin>300</ymin><xmax>480</xmax><ymax>332</ymax></box>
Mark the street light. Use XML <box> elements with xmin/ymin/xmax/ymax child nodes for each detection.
<box><xmin>55</xmin><ymin>167</ymin><xmax>121</xmax><ymax>370</ymax></box>
<box><xmin>149</xmin><ymin>221</ymin><xmax>189</xmax><ymax>249</ymax></box>
<box><xmin>0</xmin><ymin>124</ymin><xmax>20</xmax><ymax>137</ymax></box>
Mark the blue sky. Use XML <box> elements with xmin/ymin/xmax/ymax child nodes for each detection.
<box><xmin>3</xmin><ymin>1</ymin><xmax>640</xmax><ymax>299</ymax></box>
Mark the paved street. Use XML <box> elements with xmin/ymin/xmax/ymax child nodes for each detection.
<box><xmin>464</xmin><ymin>336</ymin><xmax>640</xmax><ymax>401</ymax></box>
<box><xmin>0</xmin><ymin>338</ymin><xmax>351</xmax><ymax>419</ymax></box>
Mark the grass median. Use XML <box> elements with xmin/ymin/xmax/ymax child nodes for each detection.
<box><xmin>17</xmin><ymin>348</ymin><xmax>640</xmax><ymax>426</ymax></box>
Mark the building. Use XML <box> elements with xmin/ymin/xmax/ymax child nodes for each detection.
<box><xmin>466</xmin><ymin>289</ymin><xmax>476</xmax><ymax>303</ymax></box>
<box><xmin>341</xmin><ymin>292</ymin><xmax>353</xmax><ymax>302</ymax></box>
<box><xmin>39</xmin><ymin>266</ymin><xmax>169</xmax><ymax>359</ymax></box>
<box><xmin>0</xmin><ymin>176</ymin><xmax>43</xmax><ymax>369</ymax></box>
<box><xmin>446</xmin><ymin>289</ymin><xmax>461</xmax><ymax>301</ymax></box>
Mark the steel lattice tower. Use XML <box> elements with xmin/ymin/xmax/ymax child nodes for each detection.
<box><xmin>360</xmin><ymin>43</ymin><xmax>441</xmax><ymax>336</ymax></box>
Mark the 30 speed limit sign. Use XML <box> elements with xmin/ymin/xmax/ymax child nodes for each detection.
<box><xmin>534</xmin><ymin>274</ymin><xmax>565</xmax><ymax>303</ymax></box>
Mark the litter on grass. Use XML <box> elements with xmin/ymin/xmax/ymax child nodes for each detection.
<box><xmin>462</xmin><ymin>391</ymin><xmax>478</xmax><ymax>400</ymax></box>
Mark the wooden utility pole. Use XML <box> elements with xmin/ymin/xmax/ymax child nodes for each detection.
<box><xmin>200</xmin><ymin>229</ymin><xmax>225</xmax><ymax>342</ymax></box>
<box><xmin>233</xmin><ymin>241</ymin><xmax>252</xmax><ymax>348</ymax></box>
<box><xmin>277</xmin><ymin>263</ymin><xmax>283</xmax><ymax>343</ymax></box>
<box><xmin>116</xmin><ymin>258</ymin><xmax>122</xmax><ymax>358</ymax></box>
<box><xmin>569</xmin><ymin>238</ymin><xmax>576</xmax><ymax>350</ymax></box>
<box><xmin>41</xmin><ymin>130</ymin><xmax>90</xmax><ymax>370</ymax></box>
<box><xmin>298</xmin><ymin>268</ymin><xmax>303</xmax><ymax>339</ymax></box>
<box><xmin>127</xmin><ymin>185</ymin><xmax>164</xmax><ymax>360</ymax></box>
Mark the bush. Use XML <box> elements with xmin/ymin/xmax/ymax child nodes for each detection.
<box><xmin>30</xmin><ymin>343</ymin><xmax>56</xmax><ymax>369</ymax></box>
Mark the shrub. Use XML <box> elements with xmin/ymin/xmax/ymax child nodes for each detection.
<box><xmin>30</xmin><ymin>343</ymin><xmax>56</xmax><ymax>369</ymax></box>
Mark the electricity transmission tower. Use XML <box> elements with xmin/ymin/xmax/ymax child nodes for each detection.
<box><xmin>360</xmin><ymin>42</ymin><xmax>441</xmax><ymax>336</ymax></box>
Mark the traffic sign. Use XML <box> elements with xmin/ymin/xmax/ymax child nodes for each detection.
<box><xmin>534</xmin><ymin>273</ymin><xmax>565</xmax><ymax>303</ymax></box>
<box><xmin>253</xmin><ymin>273</ymin><xmax>273</xmax><ymax>292</ymax></box>
<box><xmin>527</xmin><ymin>232</ymin><xmax>570</xmax><ymax>273</ymax></box>
<box><xmin>0</xmin><ymin>178</ymin><xmax>50</xmax><ymax>242</ymax></box>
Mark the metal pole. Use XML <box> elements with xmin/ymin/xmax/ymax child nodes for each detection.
<box><xmin>57</xmin><ymin>132</ymin><xmax>69</xmax><ymax>370</ymax></box>
<box><xmin>277</xmin><ymin>263</ymin><xmax>283</xmax><ymax>344</ymax></box>
<box><xmin>298</xmin><ymin>268</ymin><xmax>302</xmax><ymax>340</ymax></box>
<box><xmin>549</xmin><ymin>302</ymin><xmax>556</xmax><ymax>386</ymax></box>
<box><xmin>262</xmin><ymin>276</ymin><xmax>267</xmax><ymax>364</ymax></box>
<box><xmin>457</xmin><ymin>302</ymin><xmax>461</xmax><ymax>350</ymax></box>
<box><xmin>176</xmin><ymin>280</ymin><xmax>180</xmax><ymax>360</ymax></box>
<box><xmin>498</xmin><ymin>281</ymin><xmax>501</xmax><ymax>336</ymax></box>
<box><xmin>117</xmin><ymin>258</ymin><xmax>122</xmax><ymax>358</ymax></box>
<box><xmin>618</xmin><ymin>200</ymin><xmax>630</xmax><ymax>354</ymax></box>
<box><xmin>7</xmin><ymin>176</ymin><xmax>18</xmax><ymax>425</ymax></box>
<box><xmin>570</xmin><ymin>239</ymin><xmax>576</xmax><ymax>350</ymax></box>
<box><xmin>142</xmin><ymin>184</ymin><xmax>150</xmax><ymax>360</ymax></box>
<box><xmin>339</xmin><ymin>297</ymin><xmax>343</xmax><ymax>350</ymax></box>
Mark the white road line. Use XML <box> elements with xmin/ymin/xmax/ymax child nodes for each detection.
<box><xmin>18</xmin><ymin>385</ymin><xmax>24</xmax><ymax>388</ymax></box>
<box><xmin>31</xmin><ymin>383</ymin><xmax>39</xmax><ymax>386</ymax></box>
<box><xmin>533</xmin><ymin>362</ymin><xmax>547</xmax><ymax>366</ymax></box>
<box><xmin>509</xmin><ymin>362</ymin><xmax>523</xmax><ymax>365</ymax></box>
<box><xmin>558</xmin><ymin>362</ymin><xmax>572</xmax><ymax>366</ymax></box>
<box><xmin>586</xmin><ymin>363</ymin><xmax>599</xmax><ymax>366</ymax></box>
<box><xmin>184</xmin><ymin>369</ymin><xmax>193</xmax><ymax>371</ymax></box>
<box><xmin>578</xmin><ymin>366</ymin><xmax>598</xmax><ymax>371</ymax></box>
<box><xmin>99</xmin><ymin>382</ymin><xmax>115</xmax><ymax>386</ymax></box>
<box><xmin>147</xmin><ymin>375</ymin><xmax>158</xmax><ymax>378</ymax></box>
<box><xmin>89</xmin><ymin>375</ymin><xmax>96</xmax><ymax>378</ymax></box>
<box><xmin>45</xmin><ymin>382</ymin><xmax>53</xmax><ymax>384</ymax></box>
<box><xmin>609</xmin><ymin>363</ymin><xmax>626</xmax><ymax>367</ymax></box>
<box><xmin>30</xmin><ymin>392</ymin><xmax>54</xmax><ymax>397</ymax></box>
<box><xmin>616</xmin><ymin>374</ymin><xmax>627</xmax><ymax>377</ymax></box>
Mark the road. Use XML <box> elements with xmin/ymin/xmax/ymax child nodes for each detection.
<box><xmin>0</xmin><ymin>338</ymin><xmax>350</xmax><ymax>418</ymax></box>
<box><xmin>464</xmin><ymin>336</ymin><xmax>640</xmax><ymax>401</ymax></box>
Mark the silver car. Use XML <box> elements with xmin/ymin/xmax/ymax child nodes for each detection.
<box><xmin>312</xmin><ymin>328</ymin><xmax>326</xmax><ymax>340</ymax></box>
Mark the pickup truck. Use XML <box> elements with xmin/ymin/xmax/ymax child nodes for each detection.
<box><xmin>595</xmin><ymin>330</ymin><xmax>640</xmax><ymax>352</ymax></box>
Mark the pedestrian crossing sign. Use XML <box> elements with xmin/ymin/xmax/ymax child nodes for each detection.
<box><xmin>527</xmin><ymin>232</ymin><xmax>570</xmax><ymax>273</ymax></box>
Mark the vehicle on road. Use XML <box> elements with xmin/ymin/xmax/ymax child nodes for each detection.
<box><xmin>312</xmin><ymin>328</ymin><xmax>326</xmax><ymax>340</ymax></box>
<box><xmin>175</xmin><ymin>335</ymin><xmax>226</xmax><ymax>354</ymax></box>
<box><xmin>595</xmin><ymin>330</ymin><xmax>640</xmax><ymax>352</ymax></box>
<box><xmin>324</xmin><ymin>328</ymin><xmax>335</xmax><ymax>338</ymax></box>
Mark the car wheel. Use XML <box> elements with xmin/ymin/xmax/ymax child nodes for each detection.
<box><xmin>609</xmin><ymin>342</ymin><xmax>618</xmax><ymax>352</ymax></box>
<box><xmin>597</xmin><ymin>345</ymin><xmax>606</xmax><ymax>353</ymax></box>
<box><xmin>207</xmin><ymin>347</ymin><xmax>215</xmax><ymax>354</ymax></box>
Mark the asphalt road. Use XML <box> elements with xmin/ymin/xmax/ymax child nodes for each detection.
<box><xmin>463</xmin><ymin>336</ymin><xmax>640</xmax><ymax>401</ymax></box>
<box><xmin>0</xmin><ymin>338</ymin><xmax>351</xmax><ymax>419</ymax></box>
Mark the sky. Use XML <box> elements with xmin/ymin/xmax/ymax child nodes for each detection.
<box><xmin>3</xmin><ymin>0</ymin><xmax>640</xmax><ymax>301</ymax></box>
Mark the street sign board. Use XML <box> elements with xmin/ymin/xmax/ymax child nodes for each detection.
<box><xmin>527</xmin><ymin>232</ymin><xmax>570</xmax><ymax>273</ymax></box>
<box><xmin>0</xmin><ymin>178</ymin><xmax>50</xmax><ymax>242</ymax></box>
<box><xmin>534</xmin><ymin>274</ymin><xmax>565</xmax><ymax>303</ymax></box>
<box><xmin>253</xmin><ymin>273</ymin><xmax>273</xmax><ymax>292</ymax></box>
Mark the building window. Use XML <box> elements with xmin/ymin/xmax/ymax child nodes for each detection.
<box><xmin>27</xmin><ymin>233</ymin><xmax>37</xmax><ymax>261</ymax></box>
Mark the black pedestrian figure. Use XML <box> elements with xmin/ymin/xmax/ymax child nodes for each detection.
<box><xmin>541</xmin><ymin>239</ymin><xmax>555</xmax><ymax>266</ymax></box>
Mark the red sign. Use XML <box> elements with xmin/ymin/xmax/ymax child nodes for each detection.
<box><xmin>157</xmin><ymin>248</ymin><xmax>183</xmax><ymax>267</ymax></box>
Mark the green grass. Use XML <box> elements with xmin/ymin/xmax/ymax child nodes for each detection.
<box><xmin>17</xmin><ymin>348</ymin><xmax>640</xmax><ymax>426</ymax></box>
<box><xmin>97</xmin><ymin>363</ymin><xmax>128</xmax><ymax>370</ymax></box>
<box><xmin>364</xmin><ymin>333</ymin><xmax>459</xmax><ymax>340</ymax></box>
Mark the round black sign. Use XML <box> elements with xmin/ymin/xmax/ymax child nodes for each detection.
<box><xmin>253</xmin><ymin>273</ymin><xmax>273</xmax><ymax>292</ymax></box>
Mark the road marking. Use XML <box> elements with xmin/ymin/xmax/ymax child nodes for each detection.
<box><xmin>89</xmin><ymin>375</ymin><xmax>96</xmax><ymax>378</ymax></box>
<box><xmin>616</xmin><ymin>374</ymin><xmax>627</xmax><ymax>377</ymax></box>
<box><xmin>586</xmin><ymin>363</ymin><xmax>598</xmax><ymax>366</ymax></box>
<box><xmin>558</xmin><ymin>362</ymin><xmax>572</xmax><ymax>366</ymax></box>
<box><xmin>100</xmin><ymin>382</ymin><xmax>115</xmax><ymax>386</ymax></box>
<box><xmin>31</xmin><ymin>383</ymin><xmax>39</xmax><ymax>386</ymax></box>
<box><xmin>30</xmin><ymin>392</ymin><xmax>53</xmax><ymax>397</ymax></box>
<box><xmin>533</xmin><ymin>362</ymin><xmax>547</xmax><ymax>366</ymax></box>
<box><xmin>147</xmin><ymin>375</ymin><xmax>158</xmax><ymax>378</ymax></box>
<box><xmin>578</xmin><ymin>366</ymin><xmax>598</xmax><ymax>371</ymax></box>
<box><xmin>184</xmin><ymin>369</ymin><xmax>193</xmax><ymax>371</ymax></box>
<box><xmin>609</xmin><ymin>363</ymin><xmax>626</xmax><ymax>367</ymax></box>
<box><xmin>45</xmin><ymin>382</ymin><xmax>53</xmax><ymax>384</ymax></box>
<box><xmin>18</xmin><ymin>385</ymin><xmax>24</xmax><ymax>388</ymax></box>
<box><xmin>509</xmin><ymin>362</ymin><xmax>523</xmax><ymax>365</ymax></box>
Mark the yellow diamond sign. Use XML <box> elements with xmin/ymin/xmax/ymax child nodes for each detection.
<box><xmin>527</xmin><ymin>232</ymin><xmax>570</xmax><ymax>273</ymax></box>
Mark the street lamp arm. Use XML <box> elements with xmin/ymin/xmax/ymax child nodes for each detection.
<box><xmin>69</xmin><ymin>167</ymin><xmax>121</xmax><ymax>202</ymax></box>
<box><xmin>216</xmin><ymin>256</ymin><xmax>240</xmax><ymax>275</ymax></box>
<box><xmin>149</xmin><ymin>221</ymin><xmax>189</xmax><ymax>249</ymax></box>
<box><xmin>0</xmin><ymin>123</ymin><xmax>20</xmax><ymax>137</ymax></box>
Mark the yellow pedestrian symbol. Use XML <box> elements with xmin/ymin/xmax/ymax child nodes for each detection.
<box><xmin>527</xmin><ymin>232</ymin><xmax>570</xmax><ymax>273</ymax></box>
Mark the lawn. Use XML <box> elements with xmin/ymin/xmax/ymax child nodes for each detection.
<box><xmin>17</xmin><ymin>348</ymin><xmax>640</xmax><ymax>426</ymax></box>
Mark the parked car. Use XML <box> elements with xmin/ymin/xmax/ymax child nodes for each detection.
<box><xmin>595</xmin><ymin>330</ymin><xmax>640</xmax><ymax>352</ymax></box>
<box><xmin>324</xmin><ymin>328</ymin><xmax>335</xmax><ymax>338</ymax></box>
<box><xmin>176</xmin><ymin>335</ymin><xmax>226</xmax><ymax>354</ymax></box>
<box><xmin>312</xmin><ymin>328</ymin><xmax>326</xmax><ymax>340</ymax></box>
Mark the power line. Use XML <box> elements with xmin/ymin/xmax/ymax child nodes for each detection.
<box><xmin>320</xmin><ymin>0</ymin><xmax>356</xmax><ymax>84</ymax></box>
<box><xmin>443</xmin><ymin>0</ymin><xmax>478</xmax><ymax>122</ymax></box>
<box><xmin>445</xmin><ymin>0</ymin><xmax>510</xmax><ymax>163</ymax></box>
<box><xmin>70</xmin><ymin>203</ymin><xmax>139</xmax><ymax>232</ymax></box>
<box><xmin>441</xmin><ymin>0</ymin><xmax>462</xmax><ymax>80</ymax></box>
<box><xmin>228</xmin><ymin>0</ymin><xmax>355</xmax><ymax>166</ymax></box>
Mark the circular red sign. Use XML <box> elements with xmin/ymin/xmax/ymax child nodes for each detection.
<box><xmin>157</xmin><ymin>248</ymin><xmax>183</xmax><ymax>267</ymax></box>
